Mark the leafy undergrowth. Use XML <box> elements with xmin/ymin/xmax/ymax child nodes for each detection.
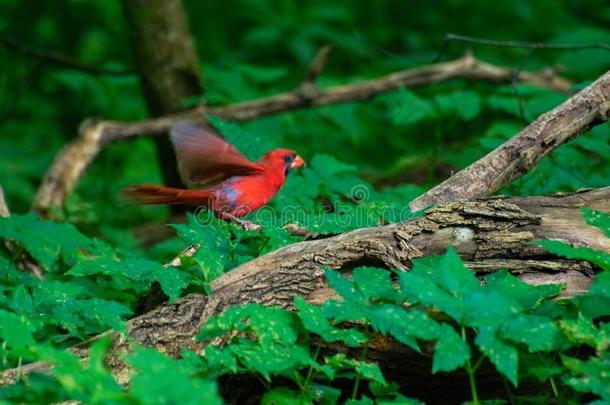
<box><xmin>0</xmin><ymin>209</ymin><xmax>609</xmax><ymax>404</ymax></box>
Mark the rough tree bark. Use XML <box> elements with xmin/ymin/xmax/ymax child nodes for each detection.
<box><xmin>4</xmin><ymin>188</ymin><xmax>610</xmax><ymax>403</ymax></box>
<box><xmin>409</xmin><ymin>69</ymin><xmax>610</xmax><ymax>210</ymax></box>
<box><xmin>121</xmin><ymin>0</ymin><xmax>203</xmax><ymax>193</ymax></box>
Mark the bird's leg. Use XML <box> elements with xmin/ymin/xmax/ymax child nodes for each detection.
<box><xmin>219</xmin><ymin>213</ymin><xmax>262</xmax><ymax>232</ymax></box>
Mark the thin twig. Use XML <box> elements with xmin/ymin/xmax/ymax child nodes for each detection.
<box><xmin>511</xmin><ymin>47</ymin><xmax>537</xmax><ymax>123</ymax></box>
<box><xmin>303</xmin><ymin>45</ymin><xmax>332</xmax><ymax>83</ymax></box>
<box><xmin>434</xmin><ymin>33</ymin><xmax>610</xmax><ymax>63</ymax></box>
<box><xmin>0</xmin><ymin>35</ymin><xmax>134</xmax><ymax>76</ymax></box>
<box><xmin>444</xmin><ymin>33</ymin><xmax>610</xmax><ymax>51</ymax></box>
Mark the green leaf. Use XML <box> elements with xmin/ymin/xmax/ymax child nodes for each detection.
<box><xmin>432</xmin><ymin>324</ymin><xmax>470</xmax><ymax>373</ymax></box>
<box><xmin>562</xmin><ymin>353</ymin><xmax>610</xmax><ymax>401</ymax></box>
<box><xmin>589</xmin><ymin>270</ymin><xmax>610</xmax><ymax>299</ymax></box>
<box><xmin>154</xmin><ymin>266</ymin><xmax>191</xmax><ymax>303</ymax></box>
<box><xmin>230</xmin><ymin>339</ymin><xmax>312</xmax><ymax>381</ymax></box>
<box><xmin>345</xmin><ymin>395</ymin><xmax>375</xmax><ymax>405</ymax></box>
<box><xmin>538</xmin><ymin>240</ymin><xmax>610</xmax><ymax>271</ymax></box>
<box><xmin>9</xmin><ymin>285</ymin><xmax>34</xmax><ymax>315</ymax></box>
<box><xmin>369</xmin><ymin>305</ymin><xmax>441</xmax><ymax>351</ymax></box>
<box><xmin>484</xmin><ymin>271</ymin><xmax>563</xmax><ymax>309</ymax></box>
<box><xmin>501</xmin><ymin>314</ymin><xmax>564</xmax><ymax>352</ymax></box>
<box><xmin>463</xmin><ymin>290</ymin><xmax>524</xmax><ymax>328</ymax></box>
<box><xmin>583</xmin><ymin>208</ymin><xmax>610</xmax><ymax>238</ymax></box>
<box><xmin>198</xmin><ymin>305</ymin><xmax>251</xmax><ymax>341</ymax></box>
<box><xmin>307</xmin><ymin>383</ymin><xmax>341</xmax><ymax>405</ymax></box>
<box><xmin>355</xmin><ymin>361</ymin><xmax>387</xmax><ymax>386</ymax></box>
<box><xmin>51</xmin><ymin>298</ymin><xmax>131</xmax><ymax>335</ymax></box>
<box><xmin>201</xmin><ymin>345</ymin><xmax>239</xmax><ymax>375</ymax></box>
<box><xmin>310</xmin><ymin>153</ymin><xmax>357</xmax><ymax>178</ymax></box>
<box><xmin>475</xmin><ymin>326</ymin><xmax>519</xmax><ymax>386</ymax></box>
<box><xmin>399</xmin><ymin>248</ymin><xmax>481</xmax><ymax>323</ymax></box>
<box><xmin>353</xmin><ymin>267</ymin><xmax>398</xmax><ymax>300</ymax></box>
<box><xmin>31</xmin><ymin>338</ymin><xmax>124</xmax><ymax>402</ymax></box>
<box><xmin>0</xmin><ymin>213</ymin><xmax>92</xmax><ymax>269</ymax></box>
<box><xmin>576</xmin><ymin>294</ymin><xmax>610</xmax><ymax>319</ymax></box>
<box><xmin>399</xmin><ymin>271</ymin><xmax>464</xmax><ymax>323</ymax></box>
<box><xmin>521</xmin><ymin>354</ymin><xmax>563</xmax><ymax>381</ymax></box>
<box><xmin>559</xmin><ymin>313</ymin><xmax>610</xmax><ymax>352</ymax></box>
<box><xmin>435</xmin><ymin>247</ymin><xmax>481</xmax><ymax>296</ymax></box>
<box><xmin>0</xmin><ymin>309</ymin><xmax>35</xmax><ymax>349</ymax></box>
<box><xmin>261</xmin><ymin>387</ymin><xmax>309</xmax><ymax>405</ymax></box>
<box><xmin>295</xmin><ymin>296</ymin><xmax>331</xmax><ymax>334</ymax></box>
<box><xmin>295</xmin><ymin>296</ymin><xmax>368</xmax><ymax>347</ymax></box>
<box><xmin>67</xmin><ymin>256</ymin><xmax>163</xmax><ymax>292</ymax></box>
<box><xmin>325</xmin><ymin>269</ymin><xmax>365</xmax><ymax>305</ymax></box>
<box><xmin>128</xmin><ymin>347</ymin><xmax>222</xmax><ymax>405</ymax></box>
<box><xmin>387</xmin><ymin>88</ymin><xmax>436</xmax><ymax>125</ymax></box>
<box><xmin>435</xmin><ymin>90</ymin><xmax>481</xmax><ymax>121</ymax></box>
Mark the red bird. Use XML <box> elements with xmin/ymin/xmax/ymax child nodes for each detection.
<box><xmin>123</xmin><ymin>122</ymin><xmax>305</xmax><ymax>230</ymax></box>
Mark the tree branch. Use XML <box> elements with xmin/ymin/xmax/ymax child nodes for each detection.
<box><xmin>0</xmin><ymin>35</ymin><xmax>134</xmax><ymax>76</ymax></box>
<box><xmin>442</xmin><ymin>33</ymin><xmax>610</xmax><ymax>51</ymax></box>
<box><xmin>409</xmin><ymin>68</ymin><xmax>610</xmax><ymax>211</ymax></box>
<box><xmin>32</xmin><ymin>52</ymin><xmax>571</xmax><ymax>213</ymax></box>
<box><xmin>302</xmin><ymin>45</ymin><xmax>332</xmax><ymax>83</ymax></box>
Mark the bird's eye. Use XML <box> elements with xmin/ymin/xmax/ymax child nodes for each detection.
<box><xmin>284</xmin><ymin>153</ymin><xmax>295</xmax><ymax>163</ymax></box>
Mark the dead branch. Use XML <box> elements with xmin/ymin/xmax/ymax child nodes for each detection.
<box><xmin>442</xmin><ymin>33</ymin><xmax>610</xmax><ymax>52</ymax></box>
<box><xmin>302</xmin><ymin>45</ymin><xmax>332</xmax><ymax>83</ymax></box>
<box><xmin>4</xmin><ymin>188</ymin><xmax>610</xmax><ymax>401</ymax></box>
<box><xmin>410</xmin><ymin>68</ymin><xmax>610</xmax><ymax>211</ymax></box>
<box><xmin>32</xmin><ymin>52</ymin><xmax>571</xmax><ymax>213</ymax></box>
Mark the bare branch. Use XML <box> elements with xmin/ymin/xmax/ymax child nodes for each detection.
<box><xmin>0</xmin><ymin>35</ymin><xmax>134</xmax><ymax>76</ymax></box>
<box><xmin>302</xmin><ymin>45</ymin><xmax>332</xmax><ymax>83</ymax></box>
<box><xmin>33</xmin><ymin>53</ymin><xmax>572</xmax><ymax>212</ymax></box>
<box><xmin>443</xmin><ymin>33</ymin><xmax>610</xmax><ymax>51</ymax></box>
<box><xmin>410</xmin><ymin>68</ymin><xmax>610</xmax><ymax>211</ymax></box>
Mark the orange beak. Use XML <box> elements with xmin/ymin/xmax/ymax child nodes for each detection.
<box><xmin>290</xmin><ymin>155</ymin><xmax>305</xmax><ymax>169</ymax></box>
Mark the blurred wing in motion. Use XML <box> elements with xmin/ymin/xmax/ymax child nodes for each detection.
<box><xmin>171</xmin><ymin>122</ymin><xmax>265</xmax><ymax>187</ymax></box>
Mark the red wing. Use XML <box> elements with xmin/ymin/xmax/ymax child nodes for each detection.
<box><xmin>170</xmin><ymin>122</ymin><xmax>265</xmax><ymax>187</ymax></box>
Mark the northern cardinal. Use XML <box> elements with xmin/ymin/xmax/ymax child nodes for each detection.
<box><xmin>123</xmin><ymin>122</ymin><xmax>305</xmax><ymax>230</ymax></box>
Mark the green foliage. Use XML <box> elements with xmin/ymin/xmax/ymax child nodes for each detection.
<box><xmin>0</xmin><ymin>337</ymin><xmax>223</xmax><ymax>405</ymax></box>
<box><xmin>2</xmin><ymin>211</ymin><xmax>610</xmax><ymax>403</ymax></box>
<box><xmin>1</xmin><ymin>1</ymin><xmax>610</xmax><ymax>403</ymax></box>
<box><xmin>0</xmin><ymin>214</ymin><xmax>201</xmax><ymax>354</ymax></box>
<box><xmin>0</xmin><ymin>213</ymin><xmax>92</xmax><ymax>270</ymax></box>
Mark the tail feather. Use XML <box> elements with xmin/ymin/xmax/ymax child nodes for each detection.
<box><xmin>122</xmin><ymin>184</ymin><xmax>213</xmax><ymax>206</ymax></box>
